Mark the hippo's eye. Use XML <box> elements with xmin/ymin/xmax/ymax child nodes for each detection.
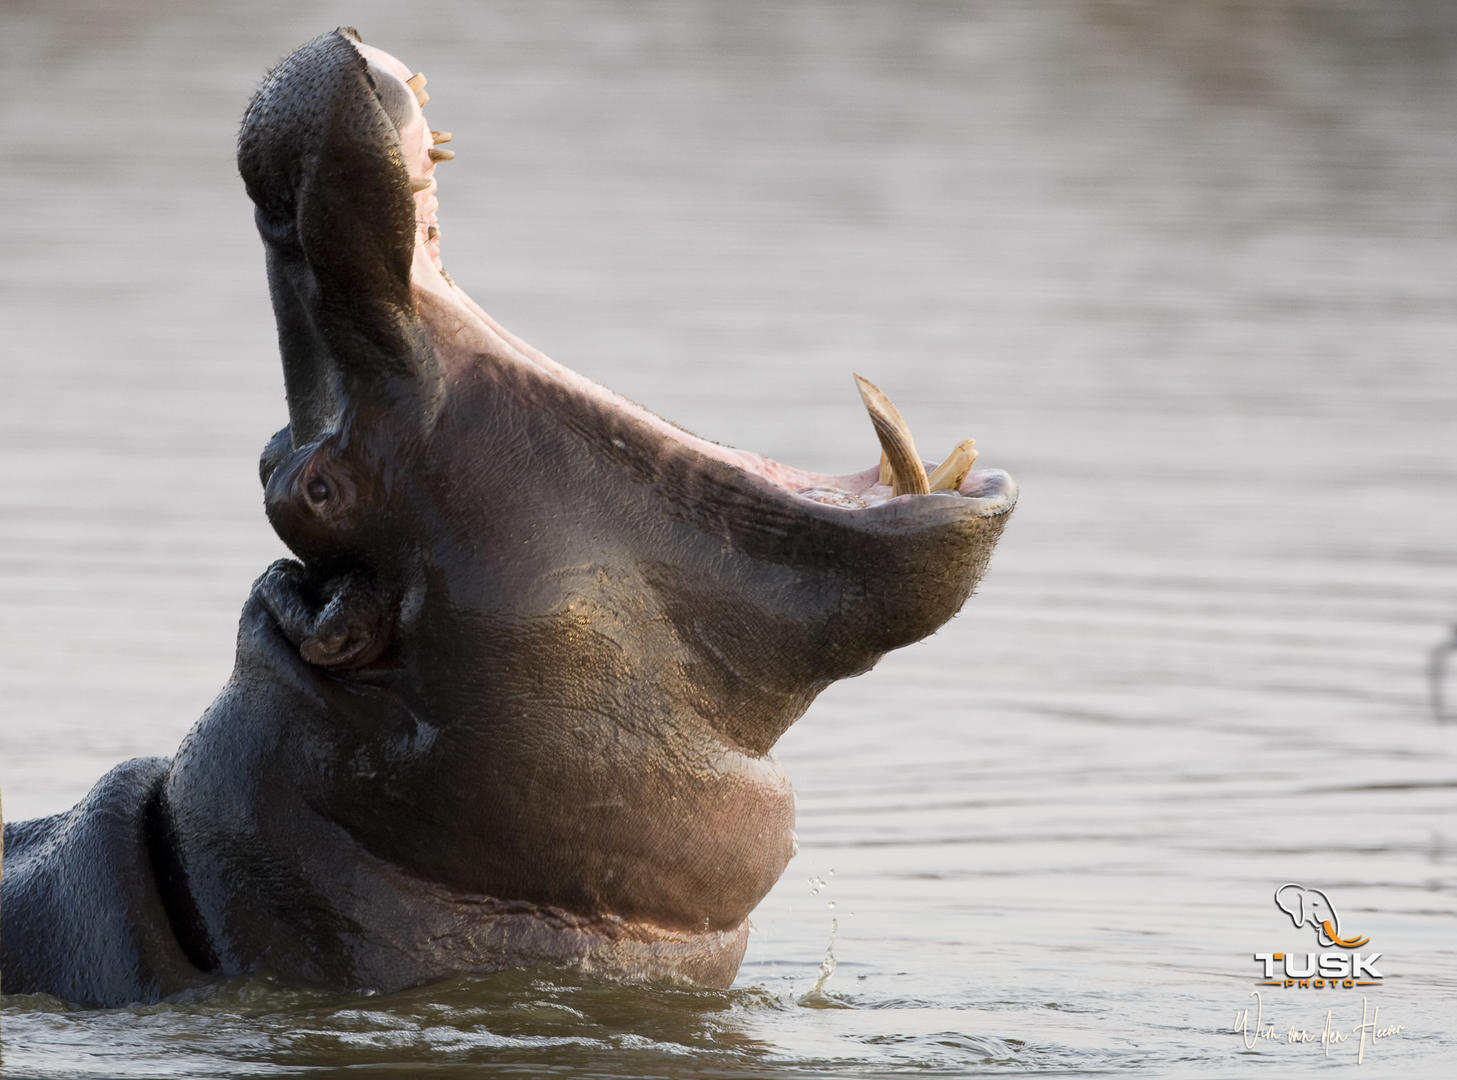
<box><xmin>306</xmin><ymin>476</ymin><xmax>332</xmax><ymax>505</ymax></box>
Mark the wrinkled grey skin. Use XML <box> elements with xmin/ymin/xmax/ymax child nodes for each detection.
<box><xmin>0</xmin><ymin>29</ymin><xmax>1015</xmax><ymax>1008</ymax></box>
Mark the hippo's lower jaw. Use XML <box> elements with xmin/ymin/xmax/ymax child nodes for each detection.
<box><xmin>0</xmin><ymin>28</ymin><xmax>1015</xmax><ymax>1008</ymax></box>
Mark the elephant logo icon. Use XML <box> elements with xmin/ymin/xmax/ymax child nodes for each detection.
<box><xmin>1274</xmin><ymin>883</ymin><xmax>1370</xmax><ymax>948</ymax></box>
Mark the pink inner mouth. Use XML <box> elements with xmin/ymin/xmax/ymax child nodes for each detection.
<box><xmin>355</xmin><ymin>41</ymin><xmax>1015</xmax><ymax>518</ymax></box>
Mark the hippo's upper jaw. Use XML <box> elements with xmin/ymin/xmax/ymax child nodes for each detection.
<box><xmin>170</xmin><ymin>27</ymin><xmax>1017</xmax><ymax>992</ymax></box>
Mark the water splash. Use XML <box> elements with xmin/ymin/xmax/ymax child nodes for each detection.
<box><xmin>798</xmin><ymin>915</ymin><xmax>839</xmax><ymax>1006</ymax></box>
<box><xmin>798</xmin><ymin>868</ymin><xmax>843</xmax><ymax>1006</ymax></box>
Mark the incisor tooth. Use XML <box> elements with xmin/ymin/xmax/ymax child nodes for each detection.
<box><xmin>431</xmin><ymin>130</ymin><xmax>453</xmax><ymax>145</ymax></box>
<box><xmin>406</xmin><ymin>73</ymin><xmax>428</xmax><ymax>106</ymax></box>
<box><xmin>428</xmin><ymin>147</ymin><xmax>454</xmax><ymax>162</ymax></box>
<box><xmin>410</xmin><ymin>176</ymin><xmax>432</xmax><ymax>193</ymax></box>
<box><xmin>854</xmin><ymin>374</ymin><xmax>930</xmax><ymax>496</ymax></box>
<box><xmin>928</xmin><ymin>438</ymin><xmax>978</xmax><ymax>492</ymax></box>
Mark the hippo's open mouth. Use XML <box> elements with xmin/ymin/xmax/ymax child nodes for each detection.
<box><xmin>354</xmin><ymin>38</ymin><xmax>1017</xmax><ymax>523</ymax></box>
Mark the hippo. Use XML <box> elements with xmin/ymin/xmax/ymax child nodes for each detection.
<box><xmin>0</xmin><ymin>28</ymin><xmax>1015</xmax><ymax>1008</ymax></box>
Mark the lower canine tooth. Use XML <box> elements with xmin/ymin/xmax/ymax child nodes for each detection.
<box><xmin>928</xmin><ymin>439</ymin><xmax>978</xmax><ymax>492</ymax></box>
<box><xmin>854</xmin><ymin>374</ymin><xmax>930</xmax><ymax>496</ymax></box>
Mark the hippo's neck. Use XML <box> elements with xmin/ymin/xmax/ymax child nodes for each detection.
<box><xmin>162</xmin><ymin>588</ymin><xmax>789</xmax><ymax>991</ymax></box>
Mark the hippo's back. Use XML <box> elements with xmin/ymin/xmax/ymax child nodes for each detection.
<box><xmin>1</xmin><ymin>757</ymin><xmax>203</xmax><ymax>1006</ymax></box>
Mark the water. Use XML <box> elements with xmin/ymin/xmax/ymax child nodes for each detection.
<box><xmin>2</xmin><ymin>0</ymin><xmax>1455</xmax><ymax>1075</ymax></box>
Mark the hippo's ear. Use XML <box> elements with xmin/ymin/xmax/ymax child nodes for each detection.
<box><xmin>255</xmin><ymin>561</ymin><xmax>391</xmax><ymax>670</ymax></box>
<box><xmin>259</xmin><ymin>425</ymin><xmax>292</xmax><ymax>489</ymax></box>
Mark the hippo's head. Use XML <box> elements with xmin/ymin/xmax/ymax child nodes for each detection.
<box><xmin>216</xmin><ymin>28</ymin><xmax>1014</xmax><ymax>988</ymax></box>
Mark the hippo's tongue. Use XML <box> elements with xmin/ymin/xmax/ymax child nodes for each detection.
<box><xmin>855</xmin><ymin>374</ymin><xmax>980</xmax><ymax>497</ymax></box>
